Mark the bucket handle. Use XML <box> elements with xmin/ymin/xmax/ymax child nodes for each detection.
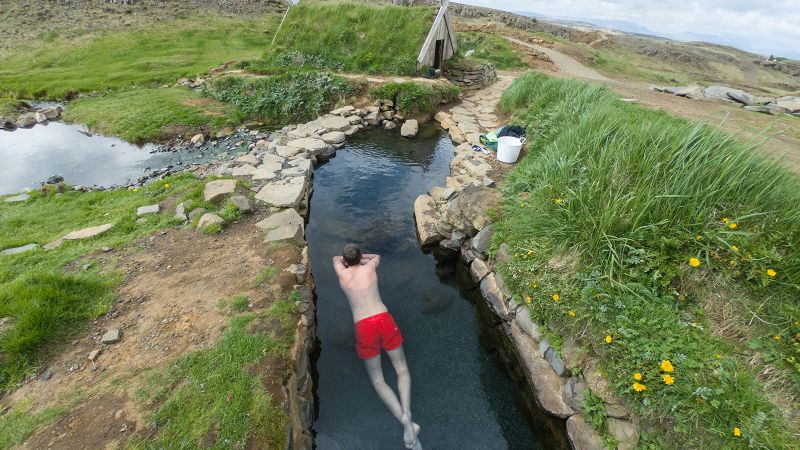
<box><xmin>520</xmin><ymin>137</ymin><xmax>526</xmax><ymax>145</ymax></box>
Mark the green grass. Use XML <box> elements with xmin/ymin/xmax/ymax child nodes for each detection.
<box><xmin>251</xmin><ymin>267</ymin><xmax>278</xmax><ymax>287</ymax></box>
<box><xmin>0</xmin><ymin>14</ymin><xmax>280</xmax><ymax>99</ymax></box>
<box><xmin>585</xmin><ymin>46</ymin><xmax>692</xmax><ymax>84</ymax></box>
<box><xmin>62</xmin><ymin>87</ymin><xmax>239</xmax><ymax>144</ymax></box>
<box><xmin>132</xmin><ymin>302</ymin><xmax>296</xmax><ymax>449</ymax></box>
<box><xmin>0</xmin><ymin>174</ymin><xmax>234</xmax><ymax>392</ymax></box>
<box><xmin>203</xmin><ymin>72</ymin><xmax>354</xmax><ymax>125</ymax></box>
<box><xmin>0</xmin><ymin>98</ymin><xmax>27</xmax><ymax>117</ymax></box>
<box><xmin>0</xmin><ymin>392</ymin><xmax>84</xmax><ymax>448</ymax></box>
<box><xmin>496</xmin><ymin>72</ymin><xmax>800</xmax><ymax>448</ymax></box>
<box><xmin>263</xmin><ymin>1</ymin><xmax>435</xmax><ymax>75</ymax></box>
<box><xmin>456</xmin><ymin>32</ymin><xmax>527</xmax><ymax>70</ymax></box>
<box><xmin>370</xmin><ymin>82</ymin><xmax>460</xmax><ymax>114</ymax></box>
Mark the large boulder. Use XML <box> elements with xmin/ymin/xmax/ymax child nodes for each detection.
<box><xmin>443</xmin><ymin>185</ymin><xmax>501</xmax><ymax>235</ymax></box>
<box><xmin>320</xmin><ymin>131</ymin><xmax>346</xmax><ymax>145</ymax></box>
<box><xmin>0</xmin><ymin>116</ymin><xmax>15</xmax><ymax>130</ymax></box>
<box><xmin>63</xmin><ymin>223</ymin><xmax>114</xmax><ymax>240</ymax></box>
<box><xmin>322</xmin><ymin>115</ymin><xmax>351</xmax><ymax>132</ymax></box>
<box><xmin>197</xmin><ymin>213</ymin><xmax>224</xmax><ymax>228</ymax></box>
<box><xmin>566</xmin><ymin>414</ymin><xmax>605</xmax><ymax>450</ymax></box>
<box><xmin>286</xmin><ymin>137</ymin><xmax>328</xmax><ymax>157</ymax></box>
<box><xmin>256</xmin><ymin>208</ymin><xmax>304</xmax><ymax>231</ymax></box>
<box><xmin>203</xmin><ymin>179</ymin><xmax>237</xmax><ymax>203</ymax></box>
<box><xmin>191</xmin><ymin>133</ymin><xmax>205</xmax><ymax>147</ymax></box>
<box><xmin>777</xmin><ymin>96</ymin><xmax>800</xmax><ymax>113</ymax></box>
<box><xmin>15</xmin><ymin>113</ymin><xmax>37</xmax><ymax>128</ymax></box>
<box><xmin>606</xmin><ymin>418</ymin><xmax>639</xmax><ymax>450</ymax></box>
<box><xmin>413</xmin><ymin>194</ymin><xmax>442</xmax><ymax>245</ymax></box>
<box><xmin>255</xmin><ymin>182</ymin><xmax>306</xmax><ymax>208</ymax></box>
<box><xmin>400</xmin><ymin>119</ymin><xmax>419</xmax><ymax>138</ymax></box>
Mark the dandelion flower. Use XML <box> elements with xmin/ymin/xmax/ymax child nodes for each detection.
<box><xmin>568</xmin><ymin>310</ymin><xmax>576</xmax><ymax>317</ymax></box>
<box><xmin>632</xmin><ymin>382</ymin><xmax>646</xmax><ymax>392</ymax></box>
<box><xmin>555</xmin><ymin>198</ymin><xmax>563</xmax><ymax>205</ymax></box>
<box><xmin>132</xmin><ymin>188</ymin><xmax>139</xmax><ymax>192</ymax></box>
<box><xmin>689</xmin><ymin>257</ymin><xmax>700</xmax><ymax>267</ymax></box>
<box><xmin>774</xmin><ymin>335</ymin><xmax>782</xmax><ymax>341</ymax></box>
<box><xmin>732</xmin><ymin>245</ymin><xmax>739</xmax><ymax>252</ymax></box>
<box><xmin>767</xmin><ymin>268</ymin><xmax>777</xmax><ymax>277</ymax></box>
<box><xmin>663</xmin><ymin>374</ymin><xmax>675</xmax><ymax>385</ymax></box>
<box><xmin>695</xmin><ymin>235</ymin><xmax>703</xmax><ymax>241</ymax></box>
<box><xmin>660</xmin><ymin>360</ymin><xmax>674</xmax><ymax>373</ymax></box>
<box><xmin>531</xmin><ymin>282</ymin><xmax>537</xmax><ymax>289</ymax></box>
<box><xmin>728</xmin><ymin>223</ymin><xmax>738</xmax><ymax>230</ymax></box>
<box><xmin>527</xmin><ymin>250</ymin><xmax>534</xmax><ymax>256</ymax></box>
<box><xmin>163</xmin><ymin>183</ymin><xmax>170</xmax><ymax>189</ymax></box>
<box><xmin>526</xmin><ymin>296</ymin><xmax>532</xmax><ymax>304</ymax></box>
<box><xmin>722</xmin><ymin>217</ymin><xmax>730</xmax><ymax>224</ymax></box>
<box><xmin>605</xmin><ymin>335</ymin><xmax>613</xmax><ymax>344</ymax></box>
<box><xmin>633</xmin><ymin>372</ymin><xmax>642</xmax><ymax>381</ymax></box>
<box><xmin>552</xmin><ymin>293</ymin><xmax>560</xmax><ymax>301</ymax></box>
<box><xmin>733</xmin><ymin>427</ymin><xmax>741</xmax><ymax>437</ymax></box>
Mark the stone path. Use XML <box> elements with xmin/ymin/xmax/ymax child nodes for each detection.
<box><xmin>504</xmin><ymin>36</ymin><xmax>610</xmax><ymax>82</ymax></box>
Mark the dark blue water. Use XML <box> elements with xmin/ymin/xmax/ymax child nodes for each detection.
<box><xmin>307</xmin><ymin>127</ymin><xmax>542</xmax><ymax>449</ymax></box>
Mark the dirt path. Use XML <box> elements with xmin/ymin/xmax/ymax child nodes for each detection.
<box><xmin>503</xmin><ymin>35</ymin><xmax>609</xmax><ymax>82</ymax></box>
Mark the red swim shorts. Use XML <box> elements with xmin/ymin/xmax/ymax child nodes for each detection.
<box><xmin>354</xmin><ymin>312</ymin><xmax>403</xmax><ymax>359</ymax></box>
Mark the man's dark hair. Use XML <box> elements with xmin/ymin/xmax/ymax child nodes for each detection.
<box><xmin>343</xmin><ymin>244</ymin><xmax>362</xmax><ymax>267</ymax></box>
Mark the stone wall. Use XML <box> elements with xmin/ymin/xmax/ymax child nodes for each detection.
<box><xmin>285</xmin><ymin>284</ymin><xmax>316</xmax><ymax>449</ymax></box>
<box><xmin>444</xmin><ymin>62</ymin><xmax>497</xmax><ymax>91</ymax></box>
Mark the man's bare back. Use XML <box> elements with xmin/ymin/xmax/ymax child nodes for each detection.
<box><xmin>332</xmin><ymin>253</ymin><xmax>387</xmax><ymax>322</ymax></box>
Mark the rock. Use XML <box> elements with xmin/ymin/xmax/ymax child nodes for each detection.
<box><xmin>0</xmin><ymin>317</ymin><xmax>14</xmax><ymax>335</ymax></box>
<box><xmin>261</xmin><ymin>154</ymin><xmax>286</xmax><ymax>165</ymax></box>
<box><xmin>744</xmin><ymin>105</ymin><xmax>771</xmax><ymax>114</ymax></box>
<box><xmin>0</xmin><ymin>243</ymin><xmax>38</xmax><ymax>256</ymax></box>
<box><xmin>197</xmin><ymin>213</ymin><xmax>224</xmax><ymax>228</ymax></box>
<box><xmin>331</xmin><ymin>106</ymin><xmax>355</xmax><ymax>115</ymax></box>
<box><xmin>290</xmin><ymin>159</ymin><xmax>313</xmax><ymax>176</ymax></box>
<box><xmin>584</xmin><ymin>360</ymin><xmax>625</xmax><ymax>407</ymax></box>
<box><xmin>483</xmin><ymin>176</ymin><xmax>495</xmax><ymax>188</ymax></box>
<box><xmin>63</xmin><ymin>223</ymin><xmax>114</xmax><ymax>240</ymax></box>
<box><xmin>449</xmin><ymin>127</ymin><xmax>466</xmax><ymax>144</ymax></box>
<box><xmin>440</xmin><ymin>117</ymin><xmax>457</xmax><ymax>130</ymax></box>
<box><xmin>231</xmin><ymin>164</ymin><xmax>257</xmax><ymax>177</ymax></box>
<box><xmin>256</xmin><ymin>209</ymin><xmax>304</xmax><ymax>231</ymax></box>
<box><xmin>434</xmin><ymin>111</ymin><xmax>451</xmax><ymax>123</ymax></box>
<box><xmin>605</xmin><ymin>403</ymin><xmax>630</xmax><ymax>419</ymax></box>
<box><xmin>287</xmin><ymin>137</ymin><xmax>328</xmax><ymax>157</ymax></box>
<box><xmin>252</xmin><ymin>164</ymin><xmax>281</xmax><ymax>181</ymax></box>
<box><xmin>5</xmin><ymin>193</ymin><xmax>29</xmax><ymax>203</ymax></box>
<box><xmin>234</xmin><ymin>154</ymin><xmax>259</xmax><ymax>166</ymax></box>
<box><xmin>88</xmin><ymin>349</ymin><xmax>102</xmax><ymax>362</ymax></box>
<box><xmin>443</xmin><ymin>186</ymin><xmax>501</xmax><ymax>235</ymax></box>
<box><xmin>545</xmin><ymin>347</ymin><xmax>569</xmax><ymax>376</ymax></box>
<box><xmin>383</xmin><ymin>110</ymin><xmax>395</xmax><ymax>121</ymax></box>
<box><xmin>515</xmin><ymin>307</ymin><xmax>542</xmax><ymax>340</ymax></box>
<box><xmin>255</xmin><ymin>182</ymin><xmax>305</xmax><ymax>208</ymax></box>
<box><xmin>430</xmin><ymin>186</ymin><xmax>456</xmax><ymax>202</ymax></box>
<box><xmin>264</xmin><ymin>223</ymin><xmax>305</xmax><ymax>246</ymax></box>
<box><xmin>469</xmin><ymin>258</ymin><xmax>490</xmax><ymax>283</ymax></box>
<box><xmin>46</xmin><ymin>175</ymin><xmax>64</xmax><ymax>185</ymax></box>
<box><xmin>703</xmin><ymin>85</ymin><xmax>748</xmax><ymax>103</ymax></box>
<box><xmin>230</xmin><ymin>195</ymin><xmax>252</xmax><ymax>214</ymax></box>
<box><xmin>510</xmin><ymin>323</ymin><xmax>575</xmax><ymax>418</ymax></box>
<box><xmin>188</xmin><ymin>208</ymin><xmax>206</xmax><ymax>219</ymax></box>
<box><xmin>43</xmin><ymin>239</ymin><xmax>63</xmax><ymax>250</ymax></box>
<box><xmin>384</xmin><ymin>121</ymin><xmax>397</xmax><ymax>130</ymax></box>
<box><xmin>203</xmin><ymin>179</ymin><xmax>237</xmax><ymax>203</ymax></box>
<box><xmin>566</xmin><ymin>414</ymin><xmax>604</xmax><ymax>450</ymax></box>
<box><xmin>777</xmin><ymin>96</ymin><xmax>800</xmax><ymax>113</ymax></box>
<box><xmin>563</xmin><ymin>377</ymin><xmax>588</xmax><ymax>412</ymax></box>
<box><xmin>322</xmin><ymin>116</ymin><xmax>351</xmax><ymax>132</ymax></box>
<box><xmin>287</xmin><ymin>264</ymin><xmax>307</xmax><ymax>283</ymax></box>
<box><xmin>471</xmin><ymin>224</ymin><xmax>495</xmax><ymax>254</ymax></box>
<box><xmin>400</xmin><ymin>120</ymin><xmax>419</xmax><ymax>138</ymax></box>
<box><xmin>15</xmin><ymin>112</ymin><xmax>37</xmax><ymax>128</ymax></box>
<box><xmin>413</xmin><ymin>194</ymin><xmax>442</xmax><ymax>245</ymax></box>
<box><xmin>0</xmin><ymin>115</ymin><xmax>16</xmax><ymax>130</ymax></box>
<box><xmin>41</xmin><ymin>370</ymin><xmax>52</xmax><ymax>381</ymax></box>
<box><xmin>39</xmin><ymin>107</ymin><xmax>62</xmax><ymax>120</ymax></box>
<box><xmin>191</xmin><ymin>133</ymin><xmax>205</xmax><ymax>147</ymax></box>
<box><xmin>345</xmin><ymin>125</ymin><xmax>363</xmax><ymax>136</ymax></box>
<box><xmin>606</xmin><ymin>418</ymin><xmax>639</xmax><ymax>450</ymax></box>
<box><xmin>463</xmin><ymin>159</ymin><xmax>491</xmax><ymax>178</ymax></box>
<box><xmin>364</xmin><ymin>112</ymin><xmax>380</xmax><ymax>126</ymax></box>
<box><xmin>136</xmin><ymin>204</ymin><xmax>160</xmax><ymax>216</ymax></box>
<box><xmin>726</xmin><ymin>91</ymin><xmax>753</xmax><ymax>105</ymax></box>
<box><xmin>480</xmin><ymin>273</ymin><xmax>510</xmax><ymax>321</ymax></box>
<box><xmin>496</xmin><ymin>243</ymin><xmax>512</xmax><ymax>264</ymax></box>
<box><xmin>466</xmin><ymin>132</ymin><xmax>482</xmax><ymax>146</ymax></box>
<box><xmin>321</xmin><ymin>131</ymin><xmax>346</xmax><ymax>145</ymax></box>
<box><xmin>101</xmin><ymin>329</ymin><xmax>121</xmax><ymax>344</ymax></box>
<box><xmin>276</xmin><ymin>145</ymin><xmax>304</xmax><ymax>158</ymax></box>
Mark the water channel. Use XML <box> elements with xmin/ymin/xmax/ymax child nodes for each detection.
<box><xmin>307</xmin><ymin>126</ymin><xmax>545</xmax><ymax>449</ymax></box>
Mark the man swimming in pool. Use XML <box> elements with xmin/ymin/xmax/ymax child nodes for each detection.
<box><xmin>333</xmin><ymin>244</ymin><xmax>421</xmax><ymax>450</ymax></box>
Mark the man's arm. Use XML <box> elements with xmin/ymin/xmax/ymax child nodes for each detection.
<box><xmin>332</xmin><ymin>256</ymin><xmax>347</xmax><ymax>273</ymax></box>
<box><xmin>361</xmin><ymin>253</ymin><xmax>381</xmax><ymax>267</ymax></box>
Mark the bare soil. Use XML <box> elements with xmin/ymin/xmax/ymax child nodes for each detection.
<box><xmin>4</xmin><ymin>210</ymin><xmax>297</xmax><ymax>448</ymax></box>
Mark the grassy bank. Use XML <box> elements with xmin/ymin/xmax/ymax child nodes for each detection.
<box><xmin>370</xmin><ymin>82</ymin><xmax>460</xmax><ymax>114</ymax></box>
<box><xmin>63</xmin><ymin>87</ymin><xmax>239</xmax><ymax>143</ymax></box>
<box><xmin>0</xmin><ymin>174</ymin><xmax>243</xmax><ymax>392</ymax></box>
<box><xmin>0</xmin><ymin>14</ymin><xmax>279</xmax><ymax>99</ymax></box>
<box><xmin>456</xmin><ymin>32</ymin><xmax>527</xmax><ymax>70</ymax></box>
<box><xmin>496</xmin><ymin>72</ymin><xmax>800</xmax><ymax>448</ymax></box>
<box><xmin>261</xmin><ymin>1</ymin><xmax>434</xmax><ymax>75</ymax></box>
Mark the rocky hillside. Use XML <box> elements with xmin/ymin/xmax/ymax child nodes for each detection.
<box><xmin>0</xmin><ymin>0</ymin><xmax>287</xmax><ymax>55</ymax></box>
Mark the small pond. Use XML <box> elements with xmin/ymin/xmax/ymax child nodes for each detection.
<box><xmin>307</xmin><ymin>126</ymin><xmax>545</xmax><ymax>449</ymax></box>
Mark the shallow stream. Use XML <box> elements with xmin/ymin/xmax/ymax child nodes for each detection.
<box><xmin>306</xmin><ymin>127</ymin><xmax>545</xmax><ymax>449</ymax></box>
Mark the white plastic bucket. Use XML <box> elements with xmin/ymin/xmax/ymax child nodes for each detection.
<box><xmin>497</xmin><ymin>136</ymin><xmax>525</xmax><ymax>163</ymax></box>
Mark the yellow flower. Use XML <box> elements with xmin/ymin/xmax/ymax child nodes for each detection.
<box><xmin>633</xmin><ymin>372</ymin><xmax>642</xmax><ymax>381</ymax></box>
<box><xmin>732</xmin><ymin>245</ymin><xmax>739</xmax><ymax>252</ymax></box>
<box><xmin>728</xmin><ymin>222</ymin><xmax>738</xmax><ymax>230</ymax></box>
<box><xmin>689</xmin><ymin>257</ymin><xmax>701</xmax><ymax>267</ymax></box>
<box><xmin>767</xmin><ymin>268</ymin><xmax>777</xmax><ymax>277</ymax></box>
<box><xmin>632</xmin><ymin>382</ymin><xmax>646</xmax><ymax>392</ymax></box>
<box><xmin>531</xmin><ymin>282</ymin><xmax>537</xmax><ymax>289</ymax></box>
<box><xmin>552</xmin><ymin>293</ymin><xmax>560</xmax><ymax>302</ymax></box>
<box><xmin>660</xmin><ymin>360</ymin><xmax>674</xmax><ymax>373</ymax></box>
<box><xmin>568</xmin><ymin>310</ymin><xmax>576</xmax><ymax>317</ymax></box>
<box><xmin>555</xmin><ymin>198</ymin><xmax>563</xmax><ymax>205</ymax></box>
<box><xmin>605</xmin><ymin>335</ymin><xmax>613</xmax><ymax>344</ymax></box>
<box><xmin>132</xmin><ymin>188</ymin><xmax>139</xmax><ymax>192</ymax></box>
<box><xmin>520</xmin><ymin>203</ymin><xmax>526</xmax><ymax>208</ymax></box>
<box><xmin>527</xmin><ymin>250</ymin><xmax>533</xmax><ymax>256</ymax></box>
<box><xmin>663</xmin><ymin>374</ymin><xmax>675</xmax><ymax>385</ymax></box>
<box><xmin>733</xmin><ymin>427</ymin><xmax>741</xmax><ymax>437</ymax></box>
<box><xmin>526</xmin><ymin>296</ymin><xmax>532</xmax><ymax>304</ymax></box>
<box><xmin>163</xmin><ymin>183</ymin><xmax>170</xmax><ymax>189</ymax></box>
<box><xmin>774</xmin><ymin>335</ymin><xmax>782</xmax><ymax>341</ymax></box>
<box><xmin>695</xmin><ymin>235</ymin><xmax>703</xmax><ymax>241</ymax></box>
<box><xmin>722</xmin><ymin>217</ymin><xmax>730</xmax><ymax>224</ymax></box>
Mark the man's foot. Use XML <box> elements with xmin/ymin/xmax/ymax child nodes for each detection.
<box><xmin>403</xmin><ymin>422</ymin><xmax>421</xmax><ymax>449</ymax></box>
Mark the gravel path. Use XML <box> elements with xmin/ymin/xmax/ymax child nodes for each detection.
<box><xmin>504</xmin><ymin>35</ymin><xmax>610</xmax><ymax>82</ymax></box>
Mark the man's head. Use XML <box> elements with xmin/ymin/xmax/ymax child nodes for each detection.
<box><xmin>343</xmin><ymin>244</ymin><xmax>362</xmax><ymax>267</ymax></box>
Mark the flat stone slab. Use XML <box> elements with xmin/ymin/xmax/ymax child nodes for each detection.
<box><xmin>255</xmin><ymin>182</ymin><xmax>305</xmax><ymax>208</ymax></box>
<box><xmin>197</xmin><ymin>213</ymin><xmax>224</xmax><ymax>228</ymax></box>
<box><xmin>5</xmin><ymin>193</ymin><xmax>29</xmax><ymax>203</ymax></box>
<box><xmin>63</xmin><ymin>223</ymin><xmax>114</xmax><ymax>240</ymax></box>
<box><xmin>230</xmin><ymin>195</ymin><xmax>252</xmax><ymax>213</ymax></box>
<box><xmin>256</xmin><ymin>208</ymin><xmax>304</xmax><ymax>231</ymax></box>
<box><xmin>469</xmin><ymin>258</ymin><xmax>490</xmax><ymax>283</ymax></box>
<box><xmin>264</xmin><ymin>223</ymin><xmax>305</xmax><ymax>245</ymax></box>
<box><xmin>458</xmin><ymin>122</ymin><xmax>481</xmax><ymax>133</ymax></box>
<box><xmin>234</xmin><ymin>154</ymin><xmax>259</xmax><ymax>165</ymax></box>
<box><xmin>321</xmin><ymin>131</ymin><xmax>346</xmax><ymax>144</ymax></box>
<box><xmin>204</xmin><ymin>179</ymin><xmax>237</xmax><ymax>203</ymax></box>
<box><xmin>566</xmin><ymin>414</ymin><xmax>604</xmax><ymax>450</ymax></box>
<box><xmin>261</xmin><ymin>154</ymin><xmax>286</xmax><ymax>165</ymax></box>
<box><xmin>1</xmin><ymin>243</ymin><xmax>38</xmax><ymax>256</ymax></box>
<box><xmin>87</xmin><ymin>349</ymin><xmax>102</xmax><ymax>361</ymax></box>
<box><xmin>136</xmin><ymin>204</ymin><xmax>160</xmax><ymax>216</ymax></box>
<box><xmin>480</xmin><ymin>273</ymin><xmax>510</xmax><ymax>321</ymax></box>
<box><xmin>230</xmin><ymin>164</ymin><xmax>257</xmax><ymax>177</ymax></box>
<box><xmin>401</xmin><ymin>119</ymin><xmax>419</xmax><ymax>138</ymax></box>
<box><xmin>252</xmin><ymin>165</ymin><xmax>280</xmax><ymax>181</ymax></box>
<box><xmin>414</xmin><ymin>194</ymin><xmax>441</xmax><ymax>245</ymax></box>
<box><xmin>276</xmin><ymin>145</ymin><xmax>303</xmax><ymax>158</ymax></box>
<box><xmin>322</xmin><ymin>115</ymin><xmax>351</xmax><ymax>132</ymax></box>
<box><xmin>287</xmin><ymin>137</ymin><xmax>328</xmax><ymax>156</ymax></box>
<box><xmin>101</xmin><ymin>329</ymin><xmax>121</xmax><ymax>344</ymax></box>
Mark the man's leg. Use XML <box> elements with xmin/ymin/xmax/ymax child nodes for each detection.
<box><xmin>364</xmin><ymin>354</ymin><xmax>419</xmax><ymax>449</ymax></box>
<box><xmin>387</xmin><ymin>346</ymin><xmax>421</xmax><ymax>449</ymax></box>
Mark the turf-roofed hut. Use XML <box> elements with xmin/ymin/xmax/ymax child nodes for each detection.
<box><xmin>269</xmin><ymin>0</ymin><xmax>456</xmax><ymax>75</ymax></box>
